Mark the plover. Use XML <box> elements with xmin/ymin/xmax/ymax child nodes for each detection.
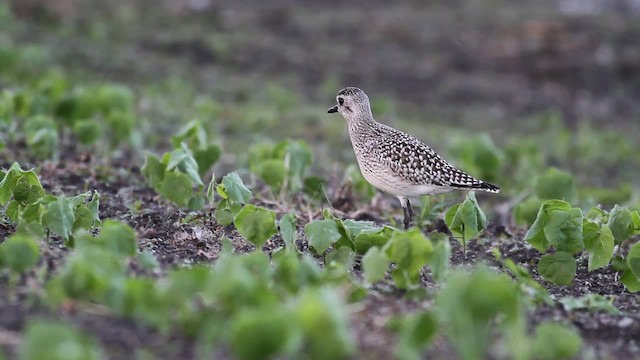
<box><xmin>328</xmin><ymin>87</ymin><xmax>499</xmax><ymax>229</ymax></box>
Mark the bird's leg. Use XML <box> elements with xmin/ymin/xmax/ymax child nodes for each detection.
<box><xmin>399</xmin><ymin>196</ymin><xmax>413</xmax><ymax>230</ymax></box>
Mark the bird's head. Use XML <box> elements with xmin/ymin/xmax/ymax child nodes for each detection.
<box><xmin>327</xmin><ymin>87</ymin><xmax>372</xmax><ymax>121</ymax></box>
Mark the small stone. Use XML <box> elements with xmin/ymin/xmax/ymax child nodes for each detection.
<box><xmin>618</xmin><ymin>317</ymin><xmax>635</xmax><ymax>328</ymax></box>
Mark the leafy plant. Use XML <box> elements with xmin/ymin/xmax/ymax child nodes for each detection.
<box><xmin>21</xmin><ymin>320</ymin><xmax>105</xmax><ymax>360</ymax></box>
<box><xmin>445</xmin><ymin>192</ymin><xmax>487</xmax><ymax>254</ymax></box>
<box><xmin>142</xmin><ymin>144</ymin><xmax>206</xmax><ymax>208</ymax></box>
<box><xmin>171</xmin><ymin>119</ymin><xmax>221</xmax><ymax>176</ymax></box>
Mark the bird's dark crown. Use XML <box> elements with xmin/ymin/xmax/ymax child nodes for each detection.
<box><xmin>337</xmin><ymin>87</ymin><xmax>364</xmax><ymax>97</ymax></box>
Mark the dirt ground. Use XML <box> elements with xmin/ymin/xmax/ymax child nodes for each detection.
<box><xmin>3</xmin><ymin>0</ymin><xmax>640</xmax><ymax>358</ymax></box>
<box><xmin>1</xmin><ymin>151</ymin><xmax>638</xmax><ymax>359</ymax></box>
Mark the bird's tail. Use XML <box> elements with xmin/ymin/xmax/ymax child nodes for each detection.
<box><xmin>477</xmin><ymin>181</ymin><xmax>500</xmax><ymax>193</ymax></box>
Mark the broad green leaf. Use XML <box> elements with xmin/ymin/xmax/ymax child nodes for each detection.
<box><xmin>5</xmin><ymin>200</ymin><xmax>19</xmax><ymax>222</ymax></box>
<box><xmin>166</xmin><ymin>144</ymin><xmax>203</xmax><ymax>186</ymax></box>
<box><xmin>608</xmin><ymin>205</ymin><xmax>634</xmax><ymax>244</ymax></box>
<box><xmin>220</xmin><ymin>172</ymin><xmax>252</xmax><ymax>204</ymax></box>
<box><xmin>214</xmin><ymin>199</ymin><xmax>242</xmax><ymax>226</ymax></box>
<box><xmin>582</xmin><ymin>222</ymin><xmax>614</xmax><ymax>271</ymax></box>
<box><xmin>524</xmin><ymin>200</ymin><xmax>573</xmax><ymax>252</ymax></box>
<box><xmin>279</xmin><ymin>213</ymin><xmax>297</xmax><ymax>252</ymax></box>
<box><xmin>538</xmin><ymin>252</ymin><xmax>576</xmax><ymax>285</ymax></box>
<box><xmin>0</xmin><ymin>233</ymin><xmax>40</xmax><ymax>273</ymax></box>
<box><xmin>354</xmin><ymin>232</ymin><xmax>390</xmax><ymax>255</ymax></box>
<box><xmin>295</xmin><ymin>288</ymin><xmax>355</xmax><ymax>359</ymax></box>
<box><xmin>362</xmin><ymin>246</ymin><xmax>389</xmax><ymax>283</ymax></box>
<box><xmin>45</xmin><ymin>197</ymin><xmax>75</xmax><ymax>240</ymax></box>
<box><xmin>13</xmin><ymin>182</ymin><xmax>44</xmax><ymax>205</ymax></box>
<box><xmin>621</xmin><ymin>269</ymin><xmax>640</xmax><ymax>293</ymax></box>
<box><xmin>230</xmin><ymin>306</ymin><xmax>291</xmax><ymax>360</ymax></box>
<box><xmin>611</xmin><ymin>255</ymin><xmax>628</xmax><ymax>272</ymax></box>
<box><xmin>559</xmin><ymin>294</ymin><xmax>620</xmax><ymax>315</ymax></box>
<box><xmin>256</xmin><ymin>159</ymin><xmax>286</xmax><ymax>191</ymax></box>
<box><xmin>194</xmin><ymin>144</ymin><xmax>221</xmax><ymax>176</ymax></box>
<box><xmin>428</xmin><ymin>232</ymin><xmax>451</xmax><ymax>282</ymax></box>
<box><xmin>0</xmin><ymin>163</ymin><xmax>23</xmax><ymax>205</ymax></box>
<box><xmin>532</xmin><ymin>323</ymin><xmax>582</xmax><ymax>360</ymax></box>
<box><xmin>392</xmin><ymin>312</ymin><xmax>438</xmax><ymax>360</ymax></box>
<box><xmin>514</xmin><ymin>196</ymin><xmax>544</xmax><ymax>226</ymax></box>
<box><xmin>444</xmin><ymin>192</ymin><xmax>486</xmax><ymax>244</ymax></box>
<box><xmin>73</xmin><ymin>205</ymin><xmax>95</xmax><ymax>231</ymax></box>
<box><xmin>632</xmin><ymin>211</ymin><xmax>640</xmax><ymax>233</ymax></box>
<box><xmin>21</xmin><ymin>320</ymin><xmax>104</xmax><ymax>360</ymax></box>
<box><xmin>234</xmin><ymin>205</ymin><xmax>277</xmax><ymax>248</ymax></box>
<box><xmin>141</xmin><ymin>154</ymin><xmax>166</xmax><ymax>191</ymax></box>
<box><xmin>628</xmin><ymin>242</ymin><xmax>640</xmax><ymax>280</ymax></box>
<box><xmin>95</xmin><ymin>220</ymin><xmax>137</xmax><ymax>256</ymax></box>
<box><xmin>386</xmin><ymin>229</ymin><xmax>433</xmax><ymax>289</ymax></box>
<box><xmin>187</xmin><ymin>195</ymin><xmax>206</xmax><ymax>210</ymax></box>
<box><xmin>87</xmin><ymin>192</ymin><xmax>100</xmax><ymax>225</ymax></box>
<box><xmin>305</xmin><ymin>219</ymin><xmax>342</xmax><ymax>254</ymax></box>
<box><xmin>535</xmin><ymin>167</ymin><xmax>577</xmax><ymax>203</ymax></box>
<box><xmin>436</xmin><ymin>267</ymin><xmax>521</xmax><ymax>360</ymax></box>
<box><xmin>159</xmin><ymin>171</ymin><xmax>193</xmax><ymax>207</ymax></box>
<box><xmin>73</xmin><ymin>120</ymin><xmax>101</xmax><ymax>145</ymax></box>
<box><xmin>543</xmin><ymin>208</ymin><xmax>583</xmax><ymax>254</ymax></box>
<box><xmin>326</xmin><ymin>246</ymin><xmax>356</xmax><ymax>269</ymax></box>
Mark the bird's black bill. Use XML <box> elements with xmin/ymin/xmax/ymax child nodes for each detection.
<box><xmin>327</xmin><ymin>105</ymin><xmax>338</xmax><ymax>113</ymax></box>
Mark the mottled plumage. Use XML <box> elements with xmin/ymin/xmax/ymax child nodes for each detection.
<box><xmin>328</xmin><ymin>87</ymin><xmax>499</xmax><ymax>229</ymax></box>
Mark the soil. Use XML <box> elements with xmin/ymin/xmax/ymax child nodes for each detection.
<box><xmin>1</xmin><ymin>153</ymin><xmax>638</xmax><ymax>359</ymax></box>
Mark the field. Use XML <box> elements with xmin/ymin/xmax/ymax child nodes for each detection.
<box><xmin>1</xmin><ymin>1</ymin><xmax>640</xmax><ymax>359</ymax></box>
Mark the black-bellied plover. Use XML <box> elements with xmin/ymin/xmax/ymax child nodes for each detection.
<box><xmin>328</xmin><ymin>87</ymin><xmax>499</xmax><ymax>229</ymax></box>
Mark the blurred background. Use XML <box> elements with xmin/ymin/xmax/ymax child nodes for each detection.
<box><xmin>2</xmin><ymin>0</ymin><xmax>639</xmax><ymax>208</ymax></box>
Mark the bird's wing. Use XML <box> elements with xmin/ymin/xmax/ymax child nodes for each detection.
<box><xmin>379</xmin><ymin>129</ymin><xmax>500</xmax><ymax>192</ymax></box>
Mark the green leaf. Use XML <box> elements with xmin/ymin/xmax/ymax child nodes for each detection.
<box><xmin>628</xmin><ymin>242</ymin><xmax>640</xmax><ymax>280</ymax></box>
<box><xmin>428</xmin><ymin>232</ymin><xmax>451</xmax><ymax>282</ymax></box>
<box><xmin>582</xmin><ymin>222</ymin><xmax>614</xmax><ymax>271</ymax></box>
<box><xmin>535</xmin><ymin>167</ymin><xmax>577</xmax><ymax>203</ymax></box>
<box><xmin>214</xmin><ymin>199</ymin><xmax>242</xmax><ymax>226</ymax></box>
<box><xmin>354</xmin><ymin>232</ymin><xmax>390</xmax><ymax>255</ymax></box>
<box><xmin>141</xmin><ymin>154</ymin><xmax>166</xmax><ymax>191</ymax></box>
<box><xmin>532</xmin><ymin>323</ymin><xmax>582</xmax><ymax>360</ymax></box>
<box><xmin>611</xmin><ymin>255</ymin><xmax>628</xmax><ymax>272</ymax></box>
<box><xmin>621</xmin><ymin>269</ymin><xmax>640</xmax><ymax>293</ymax></box>
<box><xmin>73</xmin><ymin>205</ymin><xmax>95</xmax><ymax>231</ymax></box>
<box><xmin>256</xmin><ymin>159</ymin><xmax>286</xmax><ymax>191</ymax></box>
<box><xmin>95</xmin><ymin>220</ymin><xmax>137</xmax><ymax>256</ymax></box>
<box><xmin>220</xmin><ymin>172</ymin><xmax>252</xmax><ymax>204</ymax></box>
<box><xmin>0</xmin><ymin>163</ymin><xmax>24</xmax><ymax>205</ymax></box>
<box><xmin>524</xmin><ymin>200</ymin><xmax>573</xmax><ymax>252</ymax></box>
<box><xmin>392</xmin><ymin>312</ymin><xmax>438</xmax><ymax>360</ymax></box>
<box><xmin>538</xmin><ymin>252</ymin><xmax>576</xmax><ymax>285</ymax></box>
<box><xmin>166</xmin><ymin>144</ymin><xmax>203</xmax><ymax>186</ymax></box>
<box><xmin>444</xmin><ymin>192</ymin><xmax>486</xmax><ymax>244</ymax></box>
<box><xmin>295</xmin><ymin>288</ymin><xmax>355</xmax><ymax>359</ymax></box>
<box><xmin>159</xmin><ymin>171</ymin><xmax>193</xmax><ymax>207</ymax></box>
<box><xmin>7</xmin><ymin>200</ymin><xmax>22</xmax><ymax>223</ymax></box>
<box><xmin>73</xmin><ymin>120</ymin><xmax>101</xmax><ymax>145</ymax></box>
<box><xmin>230</xmin><ymin>306</ymin><xmax>291</xmax><ymax>360</ymax></box>
<box><xmin>21</xmin><ymin>320</ymin><xmax>104</xmax><ymax>360</ymax></box>
<box><xmin>305</xmin><ymin>219</ymin><xmax>342</xmax><ymax>254</ymax></box>
<box><xmin>362</xmin><ymin>246</ymin><xmax>389</xmax><ymax>283</ymax></box>
<box><xmin>436</xmin><ymin>267</ymin><xmax>521</xmax><ymax>360</ymax></box>
<box><xmin>194</xmin><ymin>144</ymin><xmax>221</xmax><ymax>175</ymax></box>
<box><xmin>45</xmin><ymin>197</ymin><xmax>75</xmax><ymax>240</ymax></box>
<box><xmin>543</xmin><ymin>208</ymin><xmax>583</xmax><ymax>254</ymax></box>
<box><xmin>13</xmin><ymin>182</ymin><xmax>44</xmax><ymax>205</ymax></box>
<box><xmin>514</xmin><ymin>197</ymin><xmax>544</xmax><ymax>226</ymax></box>
<box><xmin>386</xmin><ymin>229</ymin><xmax>433</xmax><ymax>289</ymax></box>
<box><xmin>608</xmin><ymin>205</ymin><xmax>634</xmax><ymax>244</ymax></box>
<box><xmin>0</xmin><ymin>233</ymin><xmax>40</xmax><ymax>273</ymax></box>
<box><xmin>279</xmin><ymin>213</ymin><xmax>297</xmax><ymax>252</ymax></box>
<box><xmin>326</xmin><ymin>246</ymin><xmax>356</xmax><ymax>269</ymax></box>
<box><xmin>559</xmin><ymin>294</ymin><xmax>620</xmax><ymax>315</ymax></box>
<box><xmin>234</xmin><ymin>205</ymin><xmax>277</xmax><ymax>247</ymax></box>
<box><xmin>206</xmin><ymin>174</ymin><xmax>217</xmax><ymax>205</ymax></box>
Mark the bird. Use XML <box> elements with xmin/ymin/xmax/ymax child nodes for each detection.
<box><xmin>327</xmin><ymin>87</ymin><xmax>500</xmax><ymax>229</ymax></box>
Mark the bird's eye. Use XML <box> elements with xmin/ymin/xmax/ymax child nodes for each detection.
<box><xmin>338</xmin><ymin>97</ymin><xmax>344</xmax><ymax>105</ymax></box>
